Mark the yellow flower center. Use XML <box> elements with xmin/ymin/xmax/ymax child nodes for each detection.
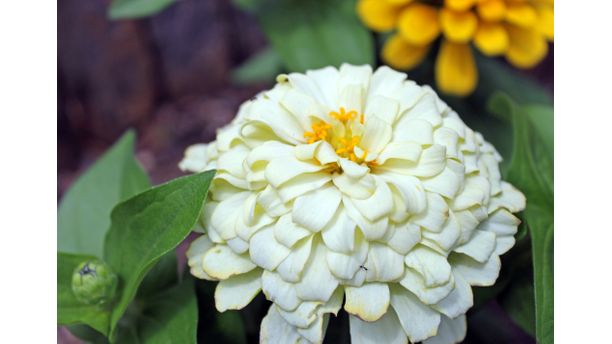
<box><xmin>304</xmin><ymin>108</ymin><xmax>371</xmax><ymax>165</ymax></box>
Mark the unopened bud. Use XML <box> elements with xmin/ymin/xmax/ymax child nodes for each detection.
<box><xmin>71</xmin><ymin>259</ymin><xmax>118</xmax><ymax>305</ymax></box>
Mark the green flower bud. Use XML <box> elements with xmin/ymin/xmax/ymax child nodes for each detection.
<box><xmin>71</xmin><ymin>259</ymin><xmax>118</xmax><ymax>305</ymax></box>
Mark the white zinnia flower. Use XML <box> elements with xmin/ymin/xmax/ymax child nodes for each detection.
<box><xmin>181</xmin><ymin>64</ymin><xmax>525</xmax><ymax>344</ymax></box>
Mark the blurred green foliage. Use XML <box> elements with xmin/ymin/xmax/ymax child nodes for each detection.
<box><xmin>57</xmin><ymin>132</ymin><xmax>215</xmax><ymax>343</ymax></box>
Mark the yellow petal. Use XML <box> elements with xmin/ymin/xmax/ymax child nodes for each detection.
<box><xmin>445</xmin><ymin>0</ymin><xmax>477</xmax><ymax>11</ymax></box>
<box><xmin>476</xmin><ymin>0</ymin><xmax>506</xmax><ymax>22</ymax></box>
<box><xmin>505</xmin><ymin>24</ymin><xmax>548</xmax><ymax>68</ymax></box>
<box><xmin>357</xmin><ymin>0</ymin><xmax>403</xmax><ymax>32</ymax></box>
<box><xmin>398</xmin><ymin>4</ymin><xmax>440</xmax><ymax>46</ymax></box>
<box><xmin>435</xmin><ymin>40</ymin><xmax>477</xmax><ymax>96</ymax></box>
<box><xmin>505</xmin><ymin>2</ymin><xmax>537</xmax><ymax>27</ymax></box>
<box><xmin>535</xmin><ymin>5</ymin><xmax>554</xmax><ymax>41</ymax></box>
<box><xmin>440</xmin><ymin>9</ymin><xmax>478</xmax><ymax>43</ymax></box>
<box><xmin>382</xmin><ymin>35</ymin><xmax>430</xmax><ymax>70</ymax></box>
<box><xmin>474</xmin><ymin>22</ymin><xmax>509</xmax><ymax>56</ymax></box>
<box><xmin>386</xmin><ymin>0</ymin><xmax>413</xmax><ymax>4</ymax></box>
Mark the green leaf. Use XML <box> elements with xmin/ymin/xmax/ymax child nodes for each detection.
<box><xmin>257</xmin><ymin>0</ymin><xmax>374</xmax><ymax>72</ymax></box>
<box><xmin>136</xmin><ymin>251</ymin><xmax>178</xmax><ymax>299</ymax></box>
<box><xmin>232</xmin><ymin>47</ymin><xmax>283</xmax><ymax>85</ymax></box>
<box><xmin>488</xmin><ymin>93</ymin><xmax>553</xmax><ymax>344</ymax></box>
<box><xmin>108</xmin><ymin>0</ymin><xmax>176</xmax><ymax>20</ymax></box>
<box><xmin>103</xmin><ymin>170</ymin><xmax>215</xmax><ymax>339</ymax></box>
<box><xmin>500</xmin><ymin>255</ymin><xmax>536</xmax><ymax>336</ymax></box>
<box><xmin>114</xmin><ymin>277</ymin><xmax>198</xmax><ymax>343</ymax></box>
<box><xmin>58</xmin><ymin>252</ymin><xmax>111</xmax><ymax>336</ymax></box>
<box><xmin>58</xmin><ymin>130</ymin><xmax>150</xmax><ymax>258</ymax></box>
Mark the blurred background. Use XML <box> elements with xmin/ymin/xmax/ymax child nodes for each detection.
<box><xmin>58</xmin><ymin>0</ymin><xmax>552</xmax><ymax>342</ymax></box>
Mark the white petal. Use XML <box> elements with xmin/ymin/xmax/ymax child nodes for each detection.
<box><xmin>250</xmin><ymin>98</ymin><xmax>304</xmax><ymax>144</ymax></box>
<box><xmin>393</xmin><ymin>118</ymin><xmax>434</xmax><ymax>145</ymax></box>
<box><xmin>368</xmin><ymin>65</ymin><xmax>406</xmax><ymax>99</ymax></box>
<box><xmin>422</xmin><ymin>211</ymin><xmax>461</xmax><ymax>252</ymax></box>
<box><xmin>332</xmin><ymin>172</ymin><xmax>376</xmax><ymax>200</ymax></box>
<box><xmin>345</xmin><ymin>283</ymin><xmax>390</xmax><ymax>322</ymax></box>
<box><xmin>421</xmin><ymin>160</ymin><xmax>465</xmax><ymax>199</ymax></box>
<box><xmin>280</xmin><ymin>89</ymin><xmax>325</xmax><ymax>129</ymax></box>
<box><xmin>377</xmin><ymin>142</ymin><xmax>422</xmax><ymax>165</ymax></box>
<box><xmin>478</xmin><ymin>209</ymin><xmax>521</xmax><ymax>236</ymax></box>
<box><xmin>306</xmin><ymin>66</ymin><xmax>340</xmax><ymax>109</ymax></box>
<box><xmin>202</xmin><ymin>245</ymin><xmax>256</xmax><ymax>280</ymax></box>
<box><xmin>350</xmin><ymin>175</ymin><xmax>394</xmax><ymax>222</ymax></box>
<box><xmin>322</xmin><ymin>207</ymin><xmax>356</xmax><ymax>253</ymax></box>
<box><xmin>451</xmin><ymin>253</ymin><xmax>501</xmax><ymax>287</ymax></box>
<box><xmin>433</xmin><ymin>127</ymin><xmax>460</xmax><ymax>158</ymax></box>
<box><xmin>211</xmin><ymin>192</ymin><xmax>250</xmax><ymax>240</ymax></box>
<box><xmin>315</xmin><ymin>141</ymin><xmax>340</xmax><ymax>164</ymax></box>
<box><xmin>326</xmin><ymin>231</ymin><xmax>369</xmax><ymax>280</ymax></box>
<box><xmin>390</xmin><ymin>284</ymin><xmax>441</xmax><ymax>343</ymax></box>
<box><xmin>179</xmin><ymin>143</ymin><xmax>211</xmax><ymax>172</ymax></box>
<box><xmin>365</xmin><ymin>244</ymin><xmax>405</xmax><ymax>282</ymax></box>
<box><xmin>488</xmin><ymin>181</ymin><xmax>526</xmax><ymax>213</ymax></box>
<box><xmin>413</xmin><ymin>192</ymin><xmax>449</xmax><ymax>233</ymax></box>
<box><xmin>277</xmin><ymin>173</ymin><xmax>332</xmax><ymax>203</ymax></box>
<box><xmin>297</xmin><ymin>314</ymin><xmax>329</xmax><ymax>343</ymax></box>
<box><xmin>405</xmin><ymin>245</ymin><xmax>452</xmax><ymax>287</ymax></box>
<box><xmin>295</xmin><ymin>240</ymin><xmax>339</xmax><ymax>302</ymax></box>
<box><xmin>215</xmin><ymin>269</ymin><xmax>262</xmax><ymax>312</ymax></box>
<box><xmin>452</xmin><ymin>176</ymin><xmax>490</xmax><ymax>211</ymax></box>
<box><xmin>245</xmin><ymin>141</ymin><xmax>293</xmax><ymax>168</ymax></box>
<box><xmin>349</xmin><ymin>310</ymin><xmax>407</xmax><ymax>344</ymax></box>
<box><xmin>294</xmin><ymin>141</ymin><xmax>322</xmax><ymax>161</ymax></box>
<box><xmin>361</xmin><ymin>115</ymin><xmax>393</xmax><ymax>154</ymax></box>
<box><xmin>365</xmin><ymin>95</ymin><xmax>400</xmax><ymax>124</ymax></box>
<box><xmin>400</xmin><ymin>267</ymin><xmax>454</xmax><ymax>305</ymax></box>
<box><xmin>277</xmin><ymin>236</ymin><xmax>314</xmax><ymax>283</ymax></box>
<box><xmin>454</xmin><ymin>209</ymin><xmax>480</xmax><ymax>245</ymax></box>
<box><xmin>401</xmin><ymin>93</ymin><xmax>443</xmax><ymax>126</ymax></box>
<box><xmin>260</xmin><ymin>305</ymin><xmax>301</xmax><ymax>344</ymax></box>
<box><xmin>266</xmin><ymin>156</ymin><xmax>323</xmax><ymax>188</ymax></box>
<box><xmin>258</xmin><ymin>185</ymin><xmax>291</xmax><ymax>217</ymax></box>
<box><xmin>274</xmin><ymin>213</ymin><xmax>311</xmax><ymax>248</ymax></box>
<box><xmin>277</xmin><ymin>302</ymin><xmax>319</xmax><ymax>329</ymax></box>
<box><xmin>454</xmin><ymin>230</ymin><xmax>496</xmax><ymax>263</ymax></box>
<box><xmin>262</xmin><ymin>270</ymin><xmax>300</xmax><ymax>311</ymax></box>
<box><xmin>338</xmin><ymin>84</ymin><xmax>365</xmax><ymax>115</ymax></box>
<box><xmin>216</xmin><ymin>145</ymin><xmax>249</xmax><ymax>178</ymax></box>
<box><xmin>339</xmin><ymin>158</ymin><xmax>369</xmax><ymax>179</ymax></box>
<box><xmin>292</xmin><ymin>185</ymin><xmax>342</xmax><ymax>232</ymax></box>
<box><xmin>387</xmin><ymin>222</ymin><xmax>421</xmax><ymax>255</ymax></box>
<box><xmin>423</xmin><ymin>315</ymin><xmax>467</xmax><ymax>344</ymax></box>
<box><xmin>186</xmin><ymin>235</ymin><xmax>215</xmax><ymax>280</ymax></box>
<box><xmin>378</xmin><ymin>145</ymin><xmax>446</xmax><ymax>177</ymax></box>
<box><xmin>227</xmin><ymin>236</ymin><xmax>249</xmax><ymax>254</ymax></box>
<box><xmin>343</xmin><ymin>196</ymin><xmax>390</xmax><ymax>240</ymax></box>
<box><xmin>495</xmin><ymin>236</ymin><xmax>516</xmax><ymax>255</ymax></box>
<box><xmin>379</xmin><ymin>172</ymin><xmax>426</xmax><ymax>215</ymax></box>
<box><xmin>433</xmin><ymin>272</ymin><xmax>473</xmax><ymax>318</ymax></box>
<box><xmin>249</xmin><ymin>225</ymin><xmax>291</xmax><ymax>270</ymax></box>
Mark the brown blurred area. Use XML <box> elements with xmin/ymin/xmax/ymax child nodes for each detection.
<box><xmin>58</xmin><ymin>0</ymin><xmax>271</xmax><ymax>198</ymax></box>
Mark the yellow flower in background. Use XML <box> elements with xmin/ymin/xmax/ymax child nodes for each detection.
<box><xmin>357</xmin><ymin>0</ymin><xmax>554</xmax><ymax>96</ymax></box>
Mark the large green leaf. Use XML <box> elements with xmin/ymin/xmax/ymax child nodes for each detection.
<box><xmin>108</xmin><ymin>0</ymin><xmax>176</xmax><ymax>20</ymax></box>
<box><xmin>58</xmin><ymin>252</ymin><xmax>112</xmax><ymax>336</ymax></box>
<box><xmin>103</xmin><ymin>170</ymin><xmax>215</xmax><ymax>339</ymax></box>
<box><xmin>488</xmin><ymin>93</ymin><xmax>553</xmax><ymax>344</ymax></box>
<box><xmin>257</xmin><ymin>0</ymin><xmax>374</xmax><ymax>72</ymax></box>
<box><xmin>114</xmin><ymin>275</ymin><xmax>198</xmax><ymax>344</ymax></box>
<box><xmin>232</xmin><ymin>47</ymin><xmax>283</xmax><ymax>85</ymax></box>
<box><xmin>58</xmin><ymin>130</ymin><xmax>150</xmax><ymax>258</ymax></box>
